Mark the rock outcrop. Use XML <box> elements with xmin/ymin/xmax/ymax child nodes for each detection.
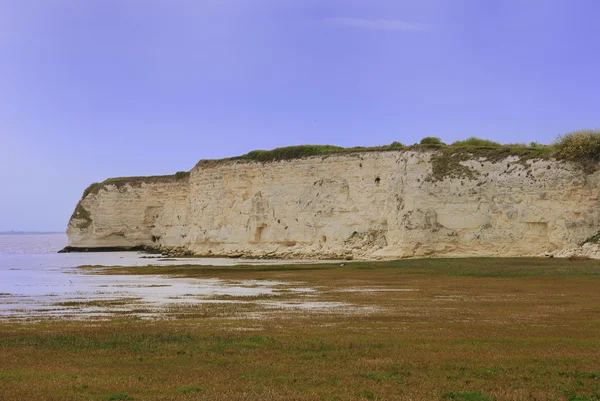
<box><xmin>65</xmin><ymin>149</ymin><xmax>600</xmax><ymax>259</ymax></box>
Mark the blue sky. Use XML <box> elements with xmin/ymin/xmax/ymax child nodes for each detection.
<box><xmin>1</xmin><ymin>0</ymin><xmax>599</xmax><ymax>231</ymax></box>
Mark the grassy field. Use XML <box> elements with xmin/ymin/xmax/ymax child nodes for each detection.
<box><xmin>2</xmin><ymin>258</ymin><xmax>600</xmax><ymax>400</ymax></box>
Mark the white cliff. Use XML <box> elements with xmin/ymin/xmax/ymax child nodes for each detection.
<box><xmin>65</xmin><ymin>149</ymin><xmax>600</xmax><ymax>259</ymax></box>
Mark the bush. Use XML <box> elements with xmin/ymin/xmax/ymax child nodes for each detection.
<box><xmin>553</xmin><ymin>129</ymin><xmax>600</xmax><ymax>160</ymax></box>
<box><xmin>389</xmin><ymin>141</ymin><xmax>403</xmax><ymax>149</ymax></box>
<box><xmin>174</xmin><ymin>171</ymin><xmax>190</xmax><ymax>179</ymax></box>
<box><xmin>451</xmin><ymin>137</ymin><xmax>501</xmax><ymax>148</ymax></box>
<box><xmin>420</xmin><ymin>137</ymin><xmax>444</xmax><ymax>145</ymax></box>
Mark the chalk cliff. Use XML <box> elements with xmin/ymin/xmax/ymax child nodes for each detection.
<box><xmin>65</xmin><ymin>149</ymin><xmax>600</xmax><ymax>259</ymax></box>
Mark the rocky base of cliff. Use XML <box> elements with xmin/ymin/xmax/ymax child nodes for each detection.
<box><xmin>58</xmin><ymin>245</ymin><xmax>152</xmax><ymax>253</ymax></box>
<box><xmin>544</xmin><ymin>242</ymin><xmax>600</xmax><ymax>260</ymax></box>
<box><xmin>59</xmin><ymin>243</ymin><xmax>600</xmax><ymax>260</ymax></box>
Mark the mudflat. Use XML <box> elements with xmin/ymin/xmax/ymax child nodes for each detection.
<box><xmin>1</xmin><ymin>258</ymin><xmax>600</xmax><ymax>400</ymax></box>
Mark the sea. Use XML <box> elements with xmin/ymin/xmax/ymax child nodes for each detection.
<box><xmin>0</xmin><ymin>233</ymin><xmax>313</xmax><ymax>320</ymax></box>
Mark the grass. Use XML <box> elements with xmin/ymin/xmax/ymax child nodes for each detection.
<box><xmin>2</xmin><ymin>258</ymin><xmax>600</xmax><ymax>400</ymax></box>
<box><xmin>583</xmin><ymin>230</ymin><xmax>600</xmax><ymax>245</ymax></box>
<box><xmin>196</xmin><ymin>142</ymin><xmax>406</xmax><ymax>167</ymax></box>
<box><xmin>81</xmin><ymin>171</ymin><xmax>190</xmax><ymax>198</ymax></box>
<box><xmin>212</xmin><ymin>140</ymin><xmax>549</xmax><ymax>168</ymax></box>
<box><xmin>450</xmin><ymin>137</ymin><xmax>502</xmax><ymax>148</ymax></box>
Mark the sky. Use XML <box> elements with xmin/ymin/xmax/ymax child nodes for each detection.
<box><xmin>1</xmin><ymin>0</ymin><xmax>599</xmax><ymax>231</ymax></box>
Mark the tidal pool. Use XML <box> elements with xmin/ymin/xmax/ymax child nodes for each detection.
<box><xmin>0</xmin><ymin>234</ymin><xmax>354</xmax><ymax>320</ymax></box>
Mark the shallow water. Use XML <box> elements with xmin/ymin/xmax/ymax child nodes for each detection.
<box><xmin>0</xmin><ymin>234</ymin><xmax>330</xmax><ymax>320</ymax></box>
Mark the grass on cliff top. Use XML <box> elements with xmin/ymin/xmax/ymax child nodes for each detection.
<box><xmin>197</xmin><ymin>134</ymin><xmax>561</xmax><ymax>167</ymax></box>
<box><xmin>3</xmin><ymin>257</ymin><xmax>600</xmax><ymax>400</ymax></box>
<box><xmin>195</xmin><ymin>141</ymin><xmax>549</xmax><ymax>167</ymax></box>
<box><xmin>82</xmin><ymin>171</ymin><xmax>190</xmax><ymax>198</ymax></box>
<box><xmin>209</xmin><ymin>129</ymin><xmax>599</xmax><ymax>165</ymax></box>
<box><xmin>196</xmin><ymin>142</ymin><xmax>405</xmax><ymax>165</ymax></box>
<box><xmin>79</xmin><ymin>130</ymin><xmax>598</xmax><ymax>199</ymax></box>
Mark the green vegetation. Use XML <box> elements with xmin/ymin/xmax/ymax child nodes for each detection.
<box><xmin>583</xmin><ymin>230</ymin><xmax>600</xmax><ymax>245</ymax></box>
<box><xmin>553</xmin><ymin>129</ymin><xmax>600</xmax><ymax>160</ymax></box>
<box><xmin>420</xmin><ymin>136</ymin><xmax>445</xmax><ymax>146</ymax></box>
<box><xmin>429</xmin><ymin>148</ymin><xmax>482</xmax><ymax>181</ymax></box>
<box><xmin>238</xmin><ymin>144</ymin><xmax>345</xmax><ymax>162</ymax></box>
<box><xmin>174</xmin><ymin>171</ymin><xmax>190</xmax><ymax>179</ymax></box>
<box><xmin>450</xmin><ymin>137</ymin><xmax>502</xmax><ymax>148</ymax></box>
<box><xmin>427</xmin><ymin>145</ymin><xmax>552</xmax><ymax>182</ymax></box>
<box><xmin>3</xmin><ymin>258</ymin><xmax>600</xmax><ymax>400</ymax></box>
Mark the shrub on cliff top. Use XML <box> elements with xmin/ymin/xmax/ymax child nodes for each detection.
<box><xmin>420</xmin><ymin>137</ymin><xmax>445</xmax><ymax>146</ymax></box>
<box><xmin>450</xmin><ymin>137</ymin><xmax>502</xmax><ymax>148</ymax></box>
<box><xmin>174</xmin><ymin>171</ymin><xmax>190</xmax><ymax>179</ymax></box>
<box><xmin>553</xmin><ymin>129</ymin><xmax>600</xmax><ymax>160</ymax></box>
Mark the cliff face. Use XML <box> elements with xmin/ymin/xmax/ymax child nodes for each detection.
<box><xmin>68</xmin><ymin>177</ymin><xmax>190</xmax><ymax>249</ymax></box>
<box><xmin>66</xmin><ymin>150</ymin><xmax>600</xmax><ymax>258</ymax></box>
